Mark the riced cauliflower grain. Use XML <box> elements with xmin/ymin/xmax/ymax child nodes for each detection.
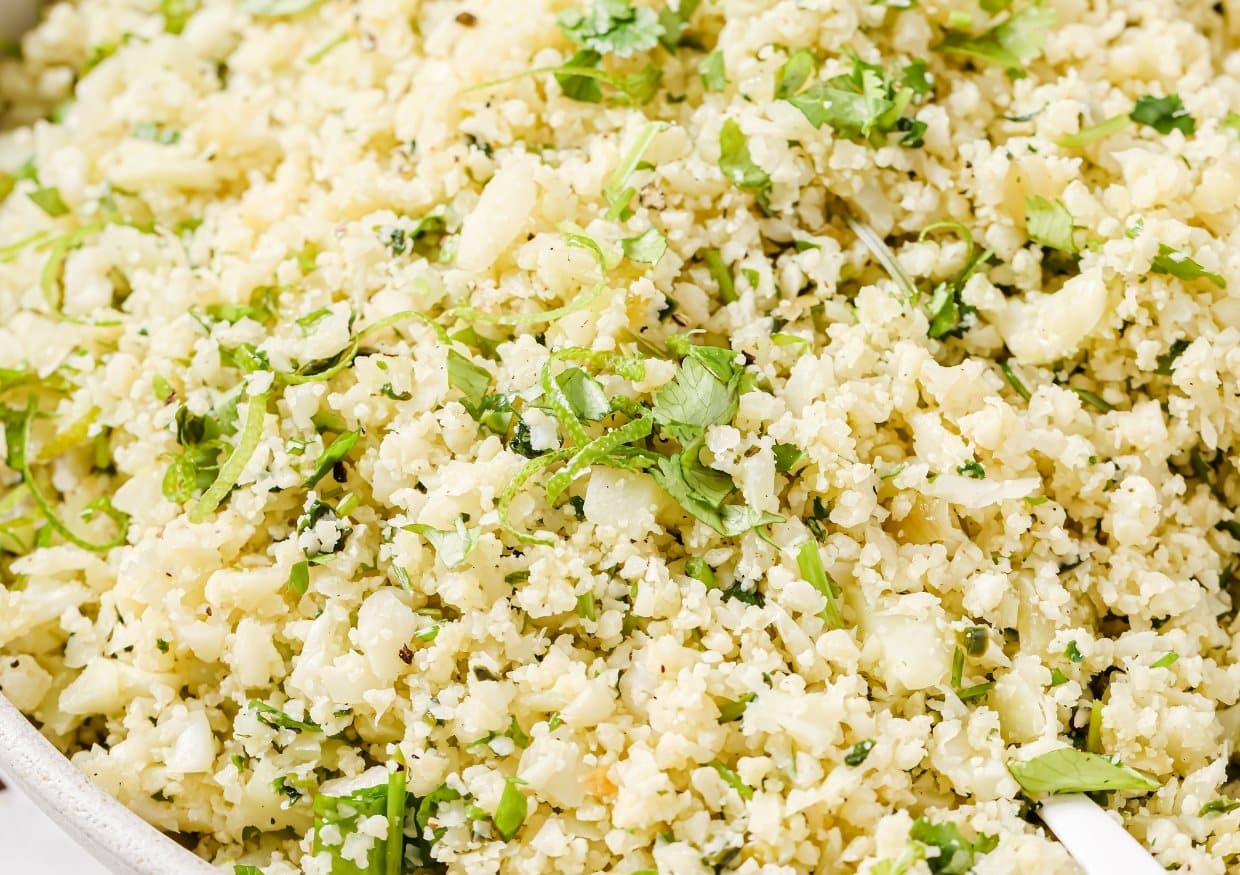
<box><xmin>0</xmin><ymin>0</ymin><xmax>1238</xmax><ymax>873</ymax></box>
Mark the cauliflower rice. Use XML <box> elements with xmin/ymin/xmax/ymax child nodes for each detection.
<box><xmin>0</xmin><ymin>0</ymin><xmax>1239</xmax><ymax>871</ymax></box>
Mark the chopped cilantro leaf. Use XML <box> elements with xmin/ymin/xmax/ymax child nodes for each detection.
<box><xmin>1064</xmin><ymin>640</ymin><xmax>1083</xmax><ymax>662</ymax></box>
<box><xmin>1007</xmin><ymin>748</ymin><xmax>1159</xmax><ymax>794</ymax></box>
<box><xmin>684</xmin><ymin>556</ymin><xmax>717</xmax><ymax>587</ymax></box>
<box><xmin>1130</xmin><ymin>94</ymin><xmax>1195</xmax><ymax>136</ymax></box>
<box><xmin>844</xmin><ymin>739</ymin><xmax>875</xmax><ymax>766</ymax></box>
<box><xmin>699</xmin><ymin>49</ymin><xmax>726</xmax><ymax>92</ymax></box>
<box><xmin>493</xmin><ymin>777</ymin><xmax>528</xmax><ymax>840</ymax></box>
<box><xmin>1154</xmin><ymin>338</ymin><xmax>1190</xmax><ymax>375</ymax></box>
<box><xmin>796</xmin><ymin>540</ymin><xmax>844</xmax><ymax>628</ymax></box>
<box><xmin>404</xmin><ymin>516</ymin><xmax>478</xmax><ymax>569</ymax></box>
<box><xmin>718</xmin><ymin>118</ymin><xmax>771</xmax><ymax>203</ymax></box>
<box><xmin>656</xmin><ymin>0</ymin><xmax>699</xmax><ymax>49</ymax></box>
<box><xmin>287</xmin><ymin>559</ymin><xmax>309</xmax><ymax>595</ymax></box>
<box><xmin>716</xmin><ymin>692</ymin><xmax>754</xmax><ymax>723</ymax></box>
<box><xmin>956</xmin><ymin>459</ymin><xmax>986</xmax><ymax>479</ymax></box>
<box><xmin>936</xmin><ymin>4</ymin><xmax>1055</xmax><ymax>74</ymax></box>
<box><xmin>774</xmin><ymin>48</ymin><xmax>817</xmax><ymax>100</ymax></box>
<box><xmin>772</xmin><ymin>442</ymin><xmax>805</xmax><ymax>473</ymax></box>
<box><xmin>557</xmin><ymin>0</ymin><xmax>664</xmax><ymax>58</ymax></box>
<box><xmin>447</xmin><ymin>349</ymin><xmax>494</xmax><ymax>418</ymax></box>
<box><xmin>786</xmin><ymin>54</ymin><xmax>925</xmax><ymax>147</ymax></box>
<box><xmin>28</xmin><ymin>186</ymin><xmax>69</xmax><ymax>217</ymax></box>
<box><xmin>1149</xmin><ymin>243</ymin><xmax>1225</xmax><ymax>288</ymax></box>
<box><xmin>1024</xmin><ymin>195</ymin><xmax>1077</xmax><ymax>253</ymax></box>
<box><xmin>909</xmin><ymin>818</ymin><xmax>998</xmax><ymax>874</ymax></box>
<box><xmin>621</xmin><ymin>226</ymin><xmax>667</xmax><ymax>263</ymax></box>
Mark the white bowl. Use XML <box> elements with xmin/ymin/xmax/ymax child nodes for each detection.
<box><xmin>0</xmin><ymin>695</ymin><xmax>216</xmax><ymax>874</ymax></box>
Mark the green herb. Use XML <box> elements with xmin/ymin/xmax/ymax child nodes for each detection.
<box><xmin>132</xmin><ymin>122</ymin><xmax>181</xmax><ymax>145</ymax></box>
<box><xmin>652</xmin><ymin>343</ymin><xmax>742</xmax><ymax>442</ymax></box>
<box><xmin>546</xmin><ymin>49</ymin><xmax>662</xmax><ymax>105</ymax></box>
<box><xmin>773</xmin><ymin>443</ymin><xmax>805</xmax><ymax>473</ymax></box>
<box><xmin>622</xmin><ymin>226</ymin><xmax>667</xmax><ymax>263</ymax></box>
<box><xmin>306</xmin><ymin>32</ymin><xmax>349</xmax><ymax>63</ymax></box>
<box><xmin>187</xmin><ymin>392</ymin><xmax>268</xmax><ymax>523</ymax></box>
<box><xmin>234</xmin><ymin>867</ymin><xmax>265</xmax><ymax>875</ymax></box>
<box><xmin>785</xmin><ymin>54</ymin><xmax>927</xmax><ymax>147</ymax></box>
<box><xmin>700</xmin><ymin>50</ymin><xmax>726</xmax><ymax>92</ymax></box>
<box><xmin>312</xmin><ymin>774</ymin><xmax>404</xmax><ymax>874</ymax></box>
<box><xmin>250</xmin><ymin>700</ymin><xmax>320</xmax><ymax>733</ymax></box>
<box><xmin>447</xmin><ymin>350</ymin><xmax>493</xmax><ymax>418</ymax></box>
<box><xmin>1130</xmin><ymin>94</ymin><xmax>1195</xmax><ymax>136</ymax></box>
<box><xmin>684</xmin><ymin>556</ymin><xmax>717</xmax><ymax>588</ymax></box>
<box><xmin>575</xmin><ymin>590</ymin><xmax>596</xmax><ymax>620</ymax></box>
<box><xmin>238</xmin><ymin>0</ymin><xmax>322</xmax><ymax>17</ymax></box>
<box><xmin>288</xmin><ymin>559</ymin><xmax>310</xmax><ymax>595</ymax></box>
<box><xmin>1054</xmin><ymin>113</ymin><xmax>1129</xmax><ymax>148</ymax></box>
<box><xmin>1049</xmin><ymin>667</ymin><xmax>1068</xmax><ymax>686</ymax></box>
<box><xmin>1149</xmin><ymin>243</ymin><xmax>1225</xmax><ymax>288</ymax></box>
<box><xmin>28</xmin><ymin>187</ymin><xmax>69</xmax><ymax>218</ymax></box>
<box><xmin>796</xmin><ymin>540</ymin><xmax>844</xmax><ymax>629</ymax></box>
<box><xmin>718</xmin><ymin>118</ymin><xmax>771</xmax><ymax>206</ymax></box>
<box><xmin>404</xmin><ymin>516</ymin><xmax>478</xmax><ymax>569</ymax></box>
<box><xmin>558</xmin><ymin>0</ymin><xmax>664</xmax><ymax>57</ymax></box>
<box><xmin>1153</xmin><ymin>339</ymin><xmax>1190</xmax><ymax>375</ymax></box>
<box><xmin>152</xmin><ymin>374</ymin><xmax>173</xmax><ymax>402</ymax></box>
<box><xmin>1199</xmin><ymin>799</ymin><xmax>1240</xmax><ymax>816</ymax></box>
<box><xmin>708</xmin><ymin>759</ymin><xmax>753</xmax><ymax>800</ymax></box>
<box><xmin>774</xmin><ymin>48</ymin><xmax>816</xmax><ymax>100</ymax></box>
<box><xmin>155</xmin><ymin>638</ymin><xmax>170</xmax><ymax>653</ymax></box>
<box><xmin>1000</xmin><ymin>360</ymin><xmax>1031</xmax><ymax>400</ymax></box>
<box><xmin>656</xmin><ymin>0</ymin><xmax>699</xmax><ymax>48</ymax></box>
<box><xmin>304</xmin><ymin>429</ymin><xmax>359</xmax><ymax>489</ymax></box>
<box><xmin>844</xmin><ymin>739</ymin><xmax>875</xmax><ymax>766</ymax></box>
<box><xmin>1007</xmin><ymin>748</ymin><xmax>1159</xmax><ymax>794</ymax></box>
<box><xmin>909</xmin><ymin>818</ymin><xmax>998</xmax><ymax>874</ymax></box>
<box><xmin>494</xmin><ymin>777</ymin><xmax>528</xmax><ymax>840</ymax></box>
<box><xmin>10</xmin><ymin>403</ymin><xmax>129</xmax><ymax>551</ymax></box>
<box><xmin>604</xmin><ymin>122</ymin><xmax>659</xmax><ymax>219</ymax></box>
<box><xmin>1070</xmin><ymin>387</ymin><xmax>1112</xmax><ymax>413</ymax></box>
<box><xmin>716</xmin><ymin>692</ymin><xmax>754</xmax><ymax>723</ymax></box>
<box><xmin>1024</xmin><ymin>195</ymin><xmax>1076</xmax><ymax>253</ymax></box>
<box><xmin>936</xmin><ymin>4</ymin><xmax>1054</xmax><ymax>74</ymax></box>
<box><xmin>1150</xmin><ymin>652</ymin><xmax>1178</xmax><ymax>668</ymax></box>
<box><xmin>702</xmin><ymin>248</ymin><xmax>737</xmax><ymax>303</ymax></box>
<box><xmin>956</xmin><ymin>459</ymin><xmax>985</xmax><ymax>479</ymax></box>
<box><xmin>556</xmin><ymin>367</ymin><xmax>611</xmax><ymax>422</ymax></box>
<box><xmin>963</xmin><ymin>626</ymin><xmax>988</xmax><ymax>656</ymax></box>
<box><xmin>1065</xmin><ymin>640</ymin><xmax>1083</xmax><ymax>662</ymax></box>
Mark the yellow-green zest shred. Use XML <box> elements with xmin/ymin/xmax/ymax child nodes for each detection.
<box><xmin>17</xmin><ymin>401</ymin><xmax>130</xmax><ymax>551</ymax></box>
<box><xmin>498</xmin><ymin>448</ymin><xmax>575</xmax><ymax>545</ymax></box>
<box><xmin>187</xmin><ymin>391</ymin><xmax>269</xmax><ymax>523</ymax></box>
<box><xmin>544</xmin><ymin>416</ymin><xmax>653</xmax><ymax>504</ymax></box>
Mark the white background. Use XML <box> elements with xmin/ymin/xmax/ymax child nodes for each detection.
<box><xmin>0</xmin><ymin>767</ymin><xmax>110</xmax><ymax>873</ymax></box>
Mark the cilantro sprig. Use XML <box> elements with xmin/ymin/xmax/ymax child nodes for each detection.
<box><xmin>780</xmin><ymin>53</ymin><xmax>932</xmax><ymax>147</ymax></box>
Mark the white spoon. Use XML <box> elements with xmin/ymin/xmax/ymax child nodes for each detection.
<box><xmin>1039</xmin><ymin>794</ymin><xmax>1167</xmax><ymax>874</ymax></box>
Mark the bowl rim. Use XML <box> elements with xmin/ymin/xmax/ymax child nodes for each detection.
<box><xmin>0</xmin><ymin>693</ymin><xmax>216</xmax><ymax>875</ymax></box>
